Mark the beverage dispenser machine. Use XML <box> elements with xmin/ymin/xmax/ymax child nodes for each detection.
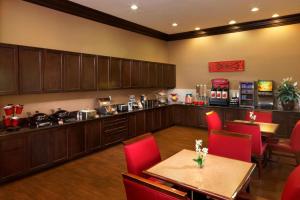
<box><xmin>256</xmin><ymin>80</ymin><xmax>274</xmax><ymax>109</ymax></box>
<box><xmin>209</xmin><ymin>78</ymin><xmax>229</xmax><ymax>106</ymax></box>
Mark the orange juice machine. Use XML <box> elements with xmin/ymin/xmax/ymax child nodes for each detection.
<box><xmin>209</xmin><ymin>78</ymin><xmax>230</xmax><ymax>106</ymax></box>
<box><xmin>256</xmin><ymin>80</ymin><xmax>274</xmax><ymax>109</ymax></box>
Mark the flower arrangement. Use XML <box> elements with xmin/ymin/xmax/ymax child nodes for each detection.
<box><xmin>193</xmin><ymin>139</ymin><xmax>208</xmax><ymax>168</ymax></box>
<box><xmin>277</xmin><ymin>77</ymin><xmax>300</xmax><ymax>110</ymax></box>
<box><xmin>249</xmin><ymin>111</ymin><xmax>256</xmax><ymax>122</ymax></box>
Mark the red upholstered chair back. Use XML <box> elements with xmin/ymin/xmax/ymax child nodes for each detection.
<box><xmin>208</xmin><ymin>130</ymin><xmax>252</xmax><ymax>162</ymax></box>
<box><xmin>290</xmin><ymin>120</ymin><xmax>300</xmax><ymax>152</ymax></box>
<box><xmin>226</xmin><ymin>122</ymin><xmax>263</xmax><ymax>156</ymax></box>
<box><xmin>245</xmin><ymin>110</ymin><xmax>272</xmax><ymax>123</ymax></box>
<box><xmin>122</xmin><ymin>173</ymin><xmax>188</xmax><ymax>200</ymax></box>
<box><xmin>206</xmin><ymin>111</ymin><xmax>222</xmax><ymax>134</ymax></box>
<box><xmin>281</xmin><ymin>165</ymin><xmax>300</xmax><ymax>200</ymax></box>
<box><xmin>123</xmin><ymin>134</ymin><xmax>161</xmax><ymax>176</ymax></box>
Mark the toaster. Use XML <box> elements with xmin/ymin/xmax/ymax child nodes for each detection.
<box><xmin>117</xmin><ymin>104</ymin><xmax>128</xmax><ymax>112</ymax></box>
<box><xmin>79</xmin><ymin>109</ymin><xmax>97</xmax><ymax>120</ymax></box>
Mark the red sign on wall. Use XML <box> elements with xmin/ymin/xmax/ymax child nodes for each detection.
<box><xmin>208</xmin><ymin>60</ymin><xmax>245</xmax><ymax>72</ymax></box>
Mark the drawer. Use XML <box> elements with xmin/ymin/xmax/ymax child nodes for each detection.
<box><xmin>1</xmin><ymin>136</ymin><xmax>27</xmax><ymax>152</ymax></box>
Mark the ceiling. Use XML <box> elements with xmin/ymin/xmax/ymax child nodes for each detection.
<box><xmin>69</xmin><ymin>0</ymin><xmax>300</xmax><ymax>34</ymax></box>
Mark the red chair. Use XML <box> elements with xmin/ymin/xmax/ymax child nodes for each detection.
<box><xmin>122</xmin><ymin>173</ymin><xmax>189</xmax><ymax>200</ymax></box>
<box><xmin>226</xmin><ymin>121</ymin><xmax>267</xmax><ymax>178</ymax></box>
<box><xmin>245</xmin><ymin>110</ymin><xmax>272</xmax><ymax>123</ymax></box>
<box><xmin>269</xmin><ymin>120</ymin><xmax>300</xmax><ymax>165</ymax></box>
<box><xmin>209</xmin><ymin>130</ymin><xmax>252</xmax><ymax>162</ymax></box>
<box><xmin>206</xmin><ymin>111</ymin><xmax>222</xmax><ymax>135</ymax></box>
<box><xmin>281</xmin><ymin>165</ymin><xmax>300</xmax><ymax>200</ymax></box>
<box><xmin>123</xmin><ymin>133</ymin><xmax>161</xmax><ymax>177</ymax></box>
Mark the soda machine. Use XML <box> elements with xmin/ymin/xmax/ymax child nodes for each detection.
<box><xmin>209</xmin><ymin>78</ymin><xmax>230</xmax><ymax>106</ymax></box>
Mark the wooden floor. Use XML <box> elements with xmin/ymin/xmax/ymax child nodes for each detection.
<box><xmin>0</xmin><ymin>126</ymin><xmax>295</xmax><ymax>200</ymax></box>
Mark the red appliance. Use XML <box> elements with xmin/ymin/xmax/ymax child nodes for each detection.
<box><xmin>2</xmin><ymin>104</ymin><xmax>24</xmax><ymax>129</ymax></box>
<box><xmin>209</xmin><ymin>79</ymin><xmax>230</xmax><ymax>106</ymax></box>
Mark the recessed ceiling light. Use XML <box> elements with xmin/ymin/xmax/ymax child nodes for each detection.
<box><xmin>172</xmin><ymin>23</ymin><xmax>178</xmax><ymax>27</ymax></box>
<box><xmin>229</xmin><ymin>20</ymin><xmax>237</xmax><ymax>25</ymax></box>
<box><xmin>251</xmin><ymin>7</ymin><xmax>259</xmax><ymax>12</ymax></box>
<box><xmin>195</xmin><ymin>27</ymin><xmax>201</xmax><ymax>31</ymax></box>
<box><xmin>130</xmin><ymin>4</ymin><xmax>138</xmax><ymax>10</ymax></box>
<box><xmin>272</xmin><ymin>13</ymin><xmax>280</xmax><ymax>18</ymax></box>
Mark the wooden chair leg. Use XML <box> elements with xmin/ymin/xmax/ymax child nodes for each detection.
<box><xmin>256</xmin><ymin>157</ymin><xmax>263</xmax><ymax>179</ymax></box>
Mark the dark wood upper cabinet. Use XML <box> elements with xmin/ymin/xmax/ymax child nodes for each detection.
<box><xmin>140</xmin><ymin>61</ymin><xmax>149</xmax><ymax>88</ymax></box>
<box><xmin>109</xmin><ymin>57</ymin><xmax>122</xmax><ymax>89</ymax></box>
<box><xmin>97</xmin><ymin>56</ymin><xmax>110</xmax><ymax>90</ymax></box>
<box><xmin>163</xmin><ymin>64</ymin><xmax>176</xmax><ymax>88</ymax></box>
<box><xmin>121</xmin><ymin>59</ymin><xmax>131</xmax><ymax>88</ymax></box>
<box><xmin>0</xmin><ymin>44</ymin><xmax>18</xmax><ymax>95</ymax></box>
<box><xmin>131</xmin><ymin>60</ymin><xmax>141</xmax><ymax>88</ymax></box>
<box><xmin>81</xmin><ymin>54</ymin><xmax>97</xmax><ymax>91</ymax></box>
<box><xmin>43</xmin><ymin>50</ymin><xmax>63</xmax><ymax>92</ymax></box>
<box><xmin>149</xmin><ymin>62</ymin><xmax>158</xmax><ymax>88</ymax></box>
<box><xmin>18</xmin><ymin>46</ymin><xmax>43</xmax><ymax>94</ymax></box>
<box><xmin>63</xmin><ymin>52</ymin><xmax>81</xmax><ymax>91</ymax></box>
<box><xmin>157</xmin><ymin>63</ymin><xmax>164</xmax><ymax>88</ymax></box>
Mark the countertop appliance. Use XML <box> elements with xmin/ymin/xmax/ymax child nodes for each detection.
<box><xmin>239</xmin><ymin>82</ymin><xmax>255</xmax><ymax>108</ymax></box>
<box><xmin>79</xmin><ymin>109</ymin><xmax>97</xmax><ymax>120</ymax></box>
<box><xmin>30</xmin><ymin>112</ymin><xmax>52</xmax><ymax>128</ymax></box>
<box><xmin>209</xmin><ymin>78</ymin><xmax>230</xmax><ymax>106</ymax></box>
<box><xmin>50</xmin><ymin>109</ymin><xmax>77</xmax><ymax>124</ymax></box>
<box><xmin>97</xmin><ymin>97</ymin><xmax>117</xmax><ymax>115</ymax></box>
<box><xmin>256</xmin><ymin>80</ymin><xmax>274</xmax><ymax>109</ymax></box>
<box><xmin>156</xmin><ymin>91</ymin><xmax>168</xmax><ymax>105</ymax></box>
<box><xmin>117</xmin><ymin>104</ymin><xmax>128</xmax><ymax>112</ymax></box>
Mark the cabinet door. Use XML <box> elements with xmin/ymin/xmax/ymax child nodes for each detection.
<box><xmin>63</xmin><ymin>52</ymin><xmax>81</xmax><ymax>91</ymax></box>
<box><xmin>164</xmin><ymin>64</ymin><xmax>176</xmax><ymax>88</ymax></box>
<box><xmin>97</xmin><ymin>56</ymin><xmax>110</xmax><ymax>90</ymax></box>
<box><xmin>161</xmin><ymin>107</ymin><xmax>173</xmax><ymax>129</ymax></box>
<box><xmin>43</xmin><ymin>49</ymin><xmax>63</xmax><ymax>92</ymax></box>
<box><xmin>145</xmin><ymin>110</ymin><xmax>154</xmax><ymax>132</ymax></box>
<box><xmin>272</xmin><ymin>111</ymin><xmax>290</xmax><ymax>138</ymax></box>
<box><xmin>67</xmin><ymin>124</ymin><xmax>85</xmax><ymax>159</ymax></box>
<box><xmin>128</xmin><ymin>114</ymin><xmax>137</xmax><ymax>138</ymax></box>
<box><xmin>172</xmin><ymin>105</ymin><xmax>186</xmax><ymax>125</ymax></box>
<box><xmin>0</xmin><ymin>135</ymin><xmax>29</xmax><ymax>179</ymax></box>
<box><xmin>140</xmin><ymin>61</ymin><xmax>149</xmax><ymax>88</ymax></box>
<box><xmin>121</xmin><ymin>59</ymin><xmax>131</xmax><ymax>88</ymax></box>
<box><xmin>81</xmin><ymin>54</ymin><xmax>97</xmax><ymax>91</ymax></box>
<box><xmin>51</xmin><ymin>127</ymin><xmax>68</xmax><ymax>163</ymax></box>
<box><xmin>131</xmin><ymin>60</ymin><xmax>141</xmax><ymax>88</ymax></box>
<box><xmin>136</xmin><ymin>111</ymin><xmax>146</xmax><ymax>135</ymax></box>
<box><xmin>153</xmin><ymin>109</ymin><xmax>162</xmax><ymax>131</ymax></box>
<box><xmin>109</xmin><ymin>57</ymin><xmax>122</xmax><ymax>89</ymax></box>
<box><xmin>149</xmin><ymin>62</ymin><xmax>158</xmax><ymax>88</ymax></box>
<box><xmin>157</xmin><ymin>63</ymin><xmax>164</xmax><ymax>88</ymax></box>
<box><xmin>19</xmin><ymin>46</ymin><xmax>43</xmax><ymax>94</ymax></box>
<box><xmin>30</xmin><ymin>130</ymin><xmax>51</xmax><ymax>170</ymax></box>
<box><xmin>0</xmin><ymin>44</ymin><xmax>18</xmax><ymax>95</ymax></box>
<box><xmin>85</xmin><ymin>120</ymin><xmax>101</xmax><ymax>152</ymax></box>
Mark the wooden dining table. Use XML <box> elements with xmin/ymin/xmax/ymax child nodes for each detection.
<box><xmin>232</xmin><ymin>120</ymin><xmax>279</xmax><ymax>136</ymax></box>
<box><xmin>144</xmin><ymin>149</ymin><xmax>256</xmax><ymax>200</ymax></box>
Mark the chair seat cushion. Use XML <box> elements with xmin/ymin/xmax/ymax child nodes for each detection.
<box><xmin>269</xmin><ymin>139</ymin><xmax>293</xmax><ymax>153</ymax></box>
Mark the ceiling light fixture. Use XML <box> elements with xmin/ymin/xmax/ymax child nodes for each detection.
<box><xmin>272</xmin><ymin>13</ymin><xmax>280</xmax><ymax>18</ymax></box>
<box><xmin>195</xmin><ymin>27</ymin><xmax>201</xmax><ymax>31</ymax></box>
<box><xmin>228</xmin><ymin>20</ymin><xmax>237</xmax><ymax>25</ymax></box>
<box><xmin>172</xmin><ymin>23</ymin><xmax>178</xmax><ymax>27</ymax></box>
<box><xmin>130</xmin><ymin>4</ymin><xmax>138</xmax><ymax>10</ymax></box>
<box><xmin>251</xmin><ymin>7</ymin><xmax>259</xmax><ymax>12</ymax></box>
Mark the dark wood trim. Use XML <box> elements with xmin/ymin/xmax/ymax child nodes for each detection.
<box><xmin>23</xmin><ymin>0</ymin><xmax>168</xmax><ymax>40</ymax></box>
<box><xmin>122</xmin><ymin>173</ymin><xmax>188</xmax><ymax>199</ymax></box>
<box><xmin>21</xmin><ymin>1</ymin><xmax>300</xmax><ymax>41</ymax></box>
<box><xmin>167</xmin><ymin>13</ymin><xmax>300</xmax><ymax>41</ymax></box>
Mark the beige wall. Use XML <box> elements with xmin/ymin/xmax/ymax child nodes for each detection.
<box><xmin>0</xmin><ymin>0</ymin><xmax>168</xmax><ymax>116</ymax></box>
<box><xmin>168</xmin><ymin>24</ymin><xmax>300</xmax><ymax>89</ymax></box>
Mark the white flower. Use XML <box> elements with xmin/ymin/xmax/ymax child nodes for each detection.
<box><xmin>202</xmin><ymin>148</ymin><xmax>208</xmax><ymax>155</ymax></box>
<box><xmin>294</xmin><ymin>82</ymin><xmax>298</xmax><ymax>87</ymax></box>
<box><xmin>195</xmin><ymin>139</ymin><xmax>203</xmax><ymax>153</ymax></box>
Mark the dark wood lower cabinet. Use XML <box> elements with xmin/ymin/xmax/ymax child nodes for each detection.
<box><xmin>0</xmin><ymin>135</ymin><xmax>29</xmax><ymax>180</ymax></box>
<box><xmin>67</xmin><ymin>124</ymin><xmax>85</xmax><ymax>159</ymax></box>
<box><xmin>101</xmin><ymin>116</ymin><xmax>128</xmax><ymax>147</ymax></box>
<box><xmin>30</xmin><ymin>130</ymin><xmax>51</xmax><ymax>170</ymax></box>
<box><xmin>52</xmin><ymin>127</ymin><xmax>68</xmax><ymax>163</ymax></box>
<box><xmin>85</xmin><ymin>120</ymin><xmax>101</xmax><ymax>152</ymax></box>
